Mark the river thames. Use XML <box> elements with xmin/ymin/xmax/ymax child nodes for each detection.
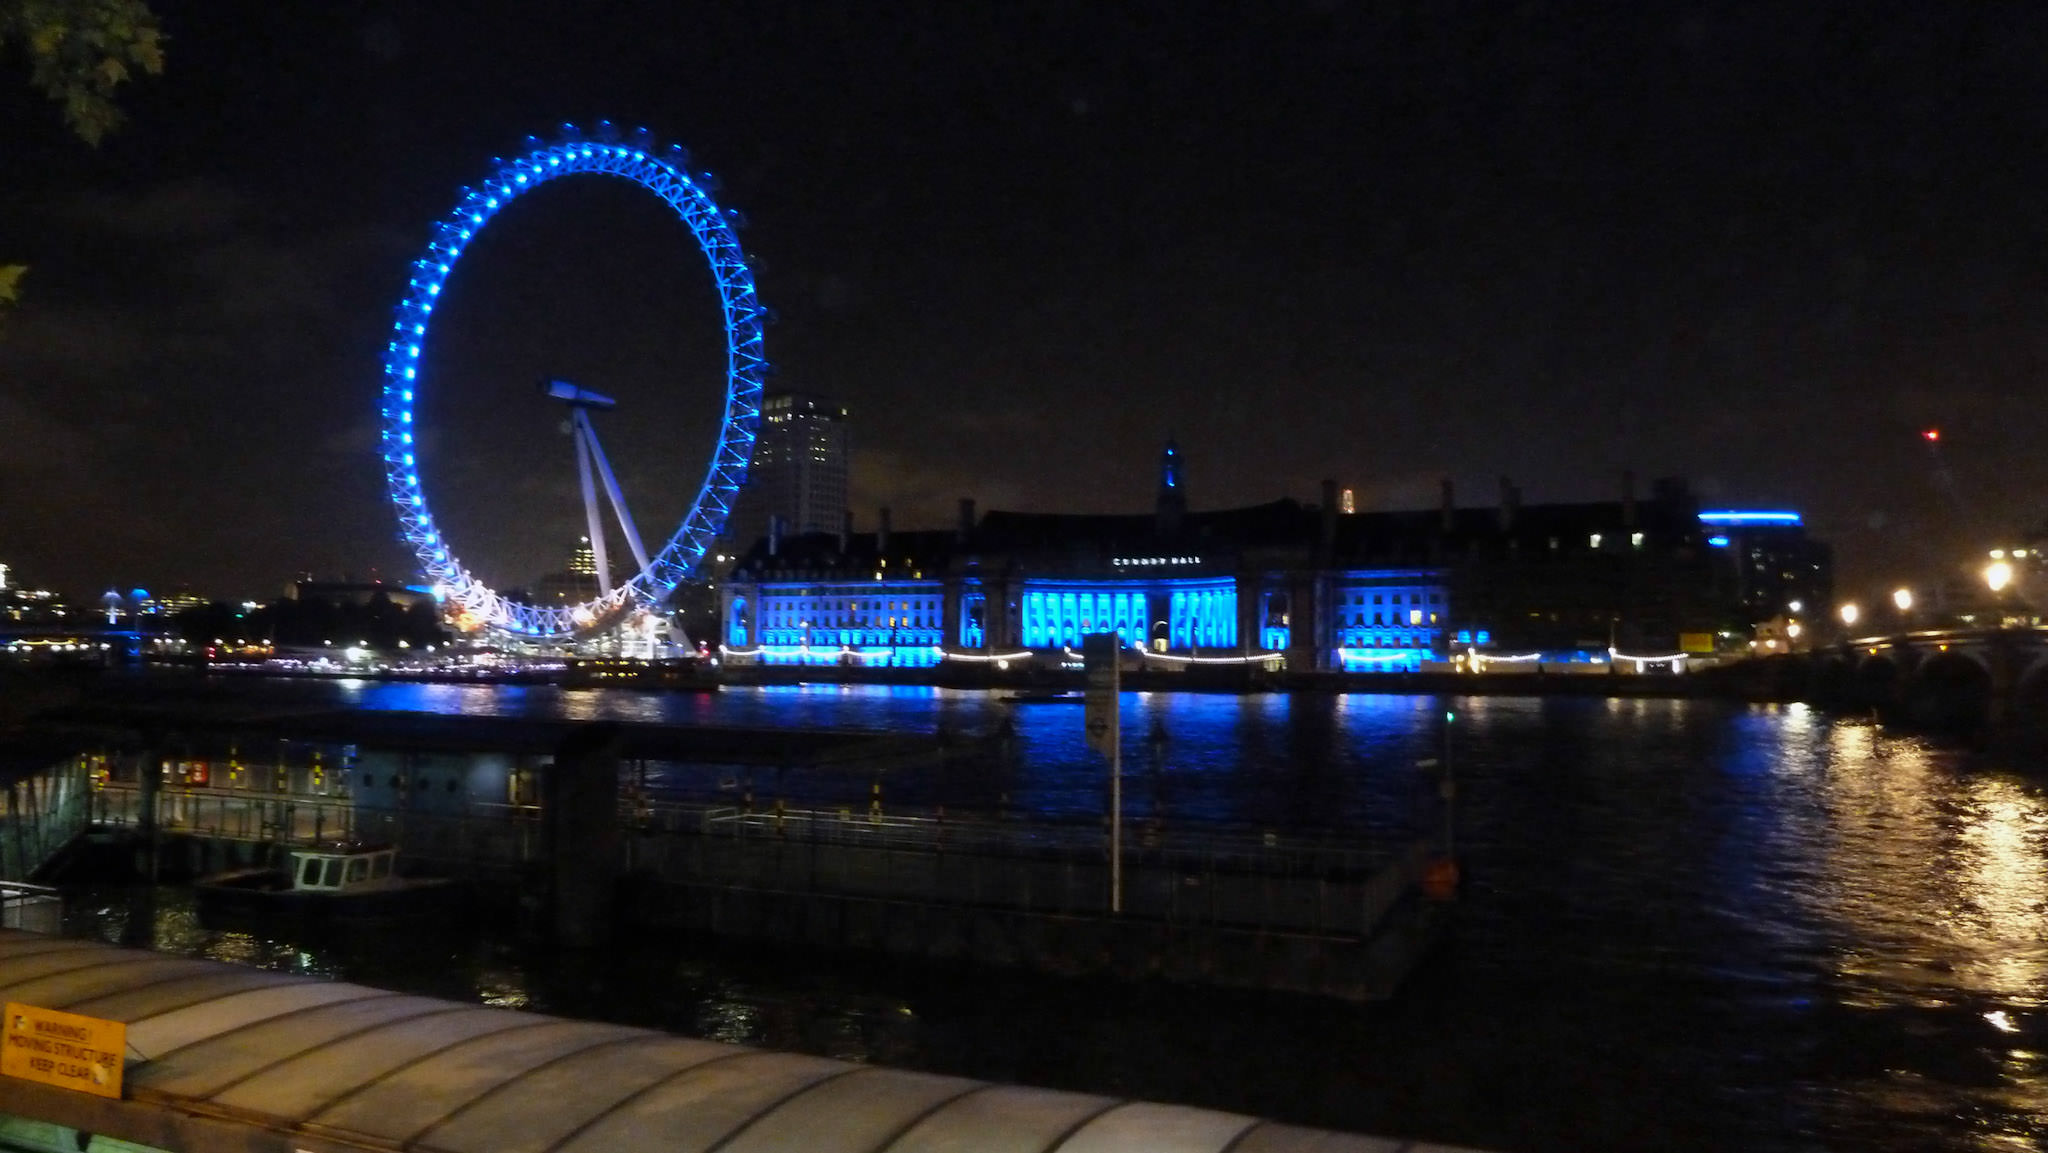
<box><xmin>56</xmin><ymin>680</ymin><xmax>2048</xmax><ymax>1151</ymax></box>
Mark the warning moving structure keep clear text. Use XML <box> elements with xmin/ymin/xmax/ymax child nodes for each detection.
<box><xmin>2</xmin><ymin>1001</ymin><xmax>125</xmax><ymax>1099</ymax></box>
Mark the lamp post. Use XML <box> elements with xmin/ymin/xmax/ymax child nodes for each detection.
<box><xmin>1838</xmin><ymin>601</ymin><xmax>1860</xmax><ymax>640</ymax></box>
<box><xmin>1986</xmin><ymin>559</ymin><xmax>2018</xmax><ymax>628</ymax></box>
<box><xmin>1892</xmin><ymin>587</ymin><xmax>1914</xmax><ymax>631</ymax></box>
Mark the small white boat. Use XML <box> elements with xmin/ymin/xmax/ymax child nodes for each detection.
<box><xmin>993</xmin><ymin>690</ymin><xmax>1086</xmax><ymax>704</ymax></box>
<box><xmin>195</xmin><ymin>843</ymin><xmax>459</xmax><ymax>924</ymax></box>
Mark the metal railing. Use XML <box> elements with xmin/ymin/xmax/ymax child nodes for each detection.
<box><xmin>83</xmin><ymin>784</ymin><xmax>1424</xmax><ymax>938</ymax></box>
<box><xmin>0</xmin><ymin>881</ymin><xmax>61</xmax><ymax>933</ymax></box>
<box><xmin>631</xmin><ymin>801</ymin><xmax>1418</xmax><ymax>937</ymax></box>
<box><xmin>643</xmin><ymin>799</ymin><xmax>1396</xmax><ymax>878</ymax></box>
<box><xmin>93</xmin><ymin>783</ymin><xmax>359</xmax><ymax>846</ymax></box>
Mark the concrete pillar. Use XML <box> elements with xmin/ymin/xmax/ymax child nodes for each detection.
<box><xmin>1237</xmin><ymin>574</ymin><xmax>1260</xmax><ymax>655</ymax></box>
<box><xmin>942</xmin><ymin>577</ymin><xmax>963</xmax><ymax>650</ymax></box>
<box><xmin>1285</xmin><ymin>572</ymin><xmax>1323</xmax><ymax>671</ymax></box>
<box><xmin>544</xmin><ymin>723</ymin><xmax>625</xmax><ymax>948</ymax></box>
<box><xmin>135</xmin><ymin>746</ymin><xmax>160</xmax><ymax>839</ymax></box>
<box><xmin>134</xmin><ymin>739</ymin><xmax>163</xmax><ymax>884</ymax></box>
<box><xmin>1988</xmin><ymin>634</ymin><xmax>2018</xmax><ymax>728</ymax></box>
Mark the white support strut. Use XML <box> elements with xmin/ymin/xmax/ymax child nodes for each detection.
<box><xmin>574</xmin><ymin>408</ymin><xmax>654</xmax><ymax>579</ymax></box>
<box><xmin>573</xmin><ymin>417</ymin><xmax>613</xmax><ymax>597</ymax></box>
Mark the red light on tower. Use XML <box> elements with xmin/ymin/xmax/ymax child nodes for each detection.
<box><xmin>1923</xmin><ymin>429</ymin><xmax>1941</xmax><ymax>442</ymax></box>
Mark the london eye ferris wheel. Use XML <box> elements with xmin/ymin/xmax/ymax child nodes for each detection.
<box><xmin>376</xmin><ymin>125</ymin><xmax>766</xmax><ymax>640</ymax></box>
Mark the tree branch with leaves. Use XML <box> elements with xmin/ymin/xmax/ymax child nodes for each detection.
<box><xmin>1</xmin><ymin>0</ymin><xmax>162</xmax><ymax>328</ymax></box>
<box><xmin>2</xmin><ymin>0</ymin><xmax>163</xmax><ymax>144</ymax></box>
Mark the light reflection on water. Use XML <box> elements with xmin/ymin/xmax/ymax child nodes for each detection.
<box><xmin>59</xmin><ymin>679</ymin><xmax>2048</xmax><ymax>1151</ymax></box>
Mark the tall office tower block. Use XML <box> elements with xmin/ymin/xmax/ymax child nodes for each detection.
<box><xmin>725</xmin><ymin>391</ymin><xmax>851</xmax><ymax>555</ymax></box>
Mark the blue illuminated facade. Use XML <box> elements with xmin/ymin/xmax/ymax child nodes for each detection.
<box><xmin>1017</xmin><ymin>578</ymin><xmax>1237</xmax><ymax>650</ymax></box>
<box><xmin>1330</xmin><ymin>571</ymin><xmax>1446</xmax><ymax>672</ymax></box>
<box><xmin>728</xmin><ymin>578</ymin><xmax>942</xmax><ymax>667</ymax></box>
<box><xmin>716</xmin><ymin>459</ymin><xmax>1823</xmax><ymax>674</ymax></box>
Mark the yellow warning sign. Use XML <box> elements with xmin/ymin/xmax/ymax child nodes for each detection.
<box><xmin>2</xmin><ymin>1001</ymin><xmax>125</xmax><ymax>1099</ymax></box>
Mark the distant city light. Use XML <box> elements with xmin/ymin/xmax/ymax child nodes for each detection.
<box><xmin>1923</xmin><ymin>429</ymin><xmax>1941</xmax><ymax>442</ymax></box>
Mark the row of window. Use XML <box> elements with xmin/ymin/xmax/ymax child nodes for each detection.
<box><xmin>754</xmin><ymin>595</ymin><xmax>943</xmax><ymax>634</ymax></box>
<box><xmin>1338</xmin><ymin>590</ymin><xmax>1443</xmax><ymax>607</ymax></box>
<box><xmin>757</xmin><ymin>630</ymin><xmax>943</xmax><ymax>650</ymax></box>
<box><xmin>1335</xmin><ymin>631</ymin><xmax>1436</xmax><ymax>651</ymax></box>
<box><xmin>1348</xmin><ymin>610</ymin><xmax>1440</xmax><ymax>627</ymax></box>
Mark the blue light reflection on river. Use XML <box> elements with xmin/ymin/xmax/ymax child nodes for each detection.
<box><xmin>65</xmin><ymin>681</ymin><xmax>2048</xmax><ymax>1151</ymax></box>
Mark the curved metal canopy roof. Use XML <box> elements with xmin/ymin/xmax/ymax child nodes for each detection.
<box><xmin>0</xmin><ymin>930</ymin><xmax>1480</xmax><ymax>1153</ymax></box>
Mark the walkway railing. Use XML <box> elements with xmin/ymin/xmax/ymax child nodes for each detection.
<box><xmin>86</xmin><ymin>784</ymin><xmax>1422</xmax><ymax>937</ymax></box>
<box><xmin>93</xmin><ymin>782</ymin><xmax>359</xmax><ymax>846</ymax></box>
<box><xmin>0</xmin><ymin>880</ymin><xmax>61</xmax><ymax>933</ymax></box>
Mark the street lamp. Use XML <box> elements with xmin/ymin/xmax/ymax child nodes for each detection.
<box><xmin>1839</xmin><ymin>602</ymin><xmax>1860</xmax><ymax>628</ymax></box>
<box><xmin>1892</xmin><ymin>588</ymin><xmax>1913</xmax><ymax>612</ymax></box>
<box><xmin>1986</xmin><ymin>560</ymin><xmax>2014</xmax><ymax>594</ymax></box>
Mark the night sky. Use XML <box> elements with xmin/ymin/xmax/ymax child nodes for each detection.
<box><xmin>6</xmin><ymin>1</ymin><xmax>2048</xmax><ymax>603</ymax></box>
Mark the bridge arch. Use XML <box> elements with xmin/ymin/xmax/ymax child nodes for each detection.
<box><xmin>1904</xmin><ymin>649</ymin><xmax>1995</xmax><ymax>731</ymax></box>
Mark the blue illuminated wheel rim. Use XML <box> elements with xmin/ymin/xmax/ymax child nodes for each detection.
<box><xmin>378</xmin><ymin>126</ymin><xmax>766</xmax><ymax>639</ymax></box>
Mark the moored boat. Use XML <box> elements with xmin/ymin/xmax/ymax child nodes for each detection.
<box><xmin>194</xmin><ymin>843</ymin><xmax>460</xmax><ymax>925</ymax></box>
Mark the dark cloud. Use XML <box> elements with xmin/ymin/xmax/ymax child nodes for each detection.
<box><xmin>66</xmin><ymin>177</ymin><xmax>244</xmax><ymax>240</ymax></box>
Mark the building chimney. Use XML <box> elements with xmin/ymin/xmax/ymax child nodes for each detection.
<box><xmin>1440</xmin><ymin>477</ymin><xmax>1455</xmax><ymax>532</ymax></box>
<box><xmin>767</xmin><ymin>514</ymin><xmax>781</xmax><ymax>557</ymax></box>
<box><xmin>1497</xmin><ymin>476</ymin><xmax>1518</xmax><ymax>531</ymax></box>
<box><xmin>1320</xmin><ymin>478</ymin><xmax>1338</xmax><ymax>553</ymax></box>
<box><xmin>878</xmin><ymin>506</ymin><xmax>891</xmax><ymax>556</ymax></box>
<box><xmin>1622</xmin><ymin>469</ymin><xmax>1637</xmax><ymax>529</ymax></box>
<box><xmin>958</xmin><ymin>497</ymin><xmax>976</xmax><ymax>540</ymax></box>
